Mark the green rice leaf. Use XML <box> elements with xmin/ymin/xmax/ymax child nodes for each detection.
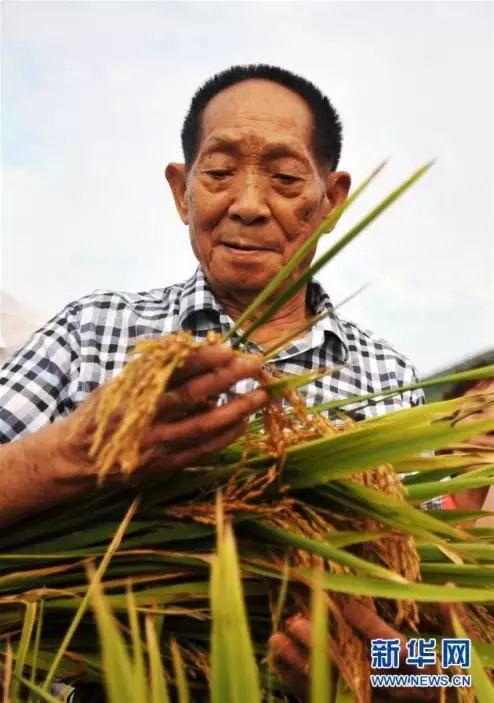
<box><xmin>451</xmin><ymin>612</ymin><xmax>494</xmax><ymax>702</ymax></box>
<box><xmin>298</xmin><ymin>569</ymin><xmax>494</xmax><ymax>603</ymax></box>
<box><xmin>320</xmin><ymin>481</ymin><xmax>470</xmax><ymax>543</ymax></box>
<box><xmin>427</xmin><ymin>509</ymin><xmax>494</xmax><ymax>525</ymax></box>
<box><xmin>47</xmin><ymin>580</ymin><xmax>212</xmax><ymax>611</ymax></box>
<box><xmin>421</xmin><ymin>563</ymin><xmax>494</xmax><ymax>581</ymax></box>
<box><xmin>310</xmin><ymin>571</ymin><xmax>330</xmax><ymax>703</ymax></box>
<box><xmin>407</xmin><ymin>473</ymin><xmax>494</xmax><ymax>504</ymax></box>
<box><xmin>145</xmin><ymin>614</ymin><xmax>171</xmax><ymax>703</ymax></box>
<box><xmin>313</xmin><ymin>364</ymin><xmax>494</xmax><ymax>416</ymax></box>
<box><xmin>12</xmin><ymin>601</ymin><xmax>37</xmax><ymax>701</ymax></box>
<box><xmin>28</xmin><ymin>599</ymin><xmax>44</xmax><ymax>703</ymax></box>
<box><xmin>126</xmin><ymin>586</ymin><xmax>147</xmax><ymax>703</ymax></box>
<box><xmin>88</xmin><ymin>570</ymin><xmax>135</xmax><ymax>703</ymax></box>
<box><xmin>210</xmin><ymin>496</ymin><xmax>261</xmax><ymax>703</ymax></box>
<box><xmin>397</xmin><ymin>454</ymin><xmax>493</xmax><ymax>479</ymax></box>
<box><xmin>323</xmin><ymin>529</ymin><xmax>392</xmax><ymax>548</ymax></box>
<box><xmin>285</xmin><ymin>398</ymin><xmax>494</xmax><ymax>489</ymax></box>
<box><xmin>265</xmin><ymin>368</ymin><xmax>340</xmax><ymax>399</ymax></box>
<box><xmin>252</xmin><ymin>523</ymin><xmax>407</xmax><ymax>582</ymax></box>
<box><xmin>210</xmin><ymin>552</ymin><xmax>229</xmax><ymax>703</ymax></box>
<box><xmin>170</xmin><ymin>639</ymin><xmax>190</xmax><ymax>703</ymax></box>
<box><xmin>271</xmin><ymin>558</ymin><xmax>290</xmax><ymax>634</ymax></box>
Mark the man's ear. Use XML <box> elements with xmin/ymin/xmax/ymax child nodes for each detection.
<box><xmin>165</xmin><ymin>163</ymin><xmax>189</xmax><ymax>224</ymax></box>
<box><xmin>324</xmin><ymin>171</ymin><xmax>351</xmax><ymax>214</ymax></box>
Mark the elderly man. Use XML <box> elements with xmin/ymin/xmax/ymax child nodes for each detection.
<box><xmin>0</xmin><ymin>65</ymin><xmax>432</xmax><ymax>700</ymax></box>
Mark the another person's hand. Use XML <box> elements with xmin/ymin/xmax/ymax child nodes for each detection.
<box><xmin>52</xmin><ymin>342</ymin><xmax>268</xmax><ymax>480</ymax></box>
<box><xmin>457</xmin><ymin>379</ymin><xmax>494</xmax><ymax>450</ymax></box>
<box><xmin>269</xmin><ymin>602</ymin><xmax>458</xmax><ymax>702</ymax></box>
<box><xmin>448</xmin><ymin>378</ymin><xmax>494</xmax><ymax>514</ymax></box>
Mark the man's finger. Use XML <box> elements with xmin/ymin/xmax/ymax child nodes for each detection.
<box><xmin>341</xmin><ymin>601</ymin><xmax>408</xmax><ymax>658</ymax></box>
<box><xmin>285</xmin><ymin>615</ymin><xmax>312</xmax><ymax>650</ymax></box>
<box><xmin>269</xmin><ymin>631</ymin><xmax>308</xmax><ymax>675</ymax></box>
<box><xmin>159</xmin><ymin>354</ymin><xmax>266</xmax><ymax>417</ymax></box>
<box><xmin>146</xmin><ymin>388</ymin><xmax>268</xmax><ymax>447</ymax></box>
<box><xmin>168</xmin><ymin>344</ymin><xmax>236</xmax><ymax>386</ymax></box>
<box><xmin>142</xmin><ymin>420</ymin><xmax>247</xmax><ymax>473</ymax></box>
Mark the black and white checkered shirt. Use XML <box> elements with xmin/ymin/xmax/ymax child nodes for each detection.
<box><xmin>0</xmin><ymin>267</ymin><xmax>441</xmax><ymax>507</ymax></box>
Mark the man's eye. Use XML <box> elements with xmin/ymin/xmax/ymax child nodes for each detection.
<box><xmin>206</xmin><ymin>170</ymin><xmax>232</xmax><ymax>180</ymax></box>
<box><xmin>274</xmin><ymin>173</ymin><xmax>300</xmax><ymax>185</ymax></box>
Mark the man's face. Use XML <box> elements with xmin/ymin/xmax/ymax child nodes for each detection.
<box><xmin>167</xmin><ymin>79</ymin><xmax>350</xmax><ymax>297</ymax></box>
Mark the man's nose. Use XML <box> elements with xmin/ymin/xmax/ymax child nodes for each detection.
<box><xmin>227</xmin><ymin>176</ymin><xmax>270</xmax><ymax>225</ymax></box>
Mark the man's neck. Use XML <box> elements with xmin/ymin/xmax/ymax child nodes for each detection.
<box><xmin>213</xmin><ymin>286</ymin><xmax>310</xmax><ymax>349</ymax></box>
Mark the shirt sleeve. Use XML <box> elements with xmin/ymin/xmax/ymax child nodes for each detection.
<box><xmin>0</xmin><ymin>302</ymin><xmax>82</xmax><ymax>443</ymax></box>
<box><xmin>399</xmin><ymin>361</ymin><xmax>425</xmax><ymax>408</ymax></box>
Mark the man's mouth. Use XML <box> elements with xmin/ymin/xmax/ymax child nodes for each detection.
<box><xmin>219</xmin><ymin>242</ymin><xmax>279</xmax><ymax>253</ymax></box>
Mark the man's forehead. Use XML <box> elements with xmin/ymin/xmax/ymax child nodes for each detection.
<box><xmin>199</xmin><ymin>79</ymin><xmax>315</xmax><ymax>152</ymax></box>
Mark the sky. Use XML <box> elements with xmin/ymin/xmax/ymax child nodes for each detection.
<box><xmin>2</xmin><ymin>1</ymin><xmax>493</xmax><ymax>376</ymax></box>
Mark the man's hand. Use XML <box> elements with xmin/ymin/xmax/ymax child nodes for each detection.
<box><xmin>269</xmin><ymin>602</ymin><xmax>458</xmax><ymax>702</ymax></box>
<box><xmin>0</xmin><ymin>343</ymin><xmax>268</xmax><ymax>527</ymax></box>
<box><xmin>55</xmin><ymin>342</ymin><xmax>269</xmax><ymax>478</ymax></box>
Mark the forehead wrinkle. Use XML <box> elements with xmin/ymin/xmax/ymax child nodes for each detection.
<box><xmin>234</xmin><ymin>108</ymin><xmax>305</xmax><ymax>127</ymax></box>
<box><xmin>200</xmin><ymin>134</ymin><xmax>241</xmax><ymax>157</ymax></box>
<box><xmin>200</xmin><ymin>130</ymin><xmax>312</xmax><ymax>167</ymax></box>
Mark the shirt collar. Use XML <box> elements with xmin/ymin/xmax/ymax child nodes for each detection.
<box><xmin>177</xmin><ymin>266</ymin><xmax>230</xmax><ymax>331</ymax></box>
<box><xmin>305</xmin><ymin>278</ymin><xmax>349</xmax><ymax>360</ymax></box>
<box><xmin>177</xmin><ymin>266</ymin><xmax>349</xmax><ymax>362</ymax></box>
